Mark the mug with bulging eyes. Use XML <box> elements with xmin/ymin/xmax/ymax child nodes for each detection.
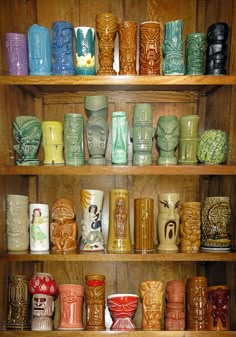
<box><xmin>157</xmin><ymin>193</ymin><xmax>180</xmax><ymax>251</ymax></box>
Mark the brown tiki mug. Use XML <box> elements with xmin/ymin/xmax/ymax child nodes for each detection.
<box><xmin>96</xmin><ymin>12</ymin><xmax>117</xmax><ymax>75</ymax></box>
<box><xmin>118</xmin><ymin>21</ymin><xmax>137</xmax><ymax>75</ymax></box>
<box><xmin>6</xmin><ymin>275</ymin><xmax>30</xmax><ymax>330</ymax></box>
<box><xmin>165</xmin><ymin>280</ymin><xmax>185</xmax><ymax>330</ymax></box>
<box><xmin>207</xmin><ymin>285</ymin><xmax>230</xmax><ymax>331</ymax></box>
<box><xmin>186</xmin><ymin>276</ymin><xmax>208</xmax><ymax>330</ymax></box>
<box><xmin>180</xmin><ymin>201</ymin><xmax>201</xmax><ymax>253</ymax></box>
<box><xmin>139</xmin><ymin>21</ymin><xmax>161</xmax><ymax>75</ymax></box>
<box><xmin>85</xmin><ymin>275</ymin><xmax>106</xmax><ymax>330</ymax></box>
<box><xmin>134</xmin><ymin>198</ymin><xmax>154</xmax><ymax>253</ymax></box>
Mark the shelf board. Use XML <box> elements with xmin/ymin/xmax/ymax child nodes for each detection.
<box><xmin>1</xmin><ymin>251</ymin><xmax>236</xmax><ymax>262</ymax></box>
<box><xmin>0</xmin><ymin>164</ymin><xmax>235</xmax><ymax>176</ymax></box>
<box><xmin>0</xmin><ymin>75</ymin><xmax>236</xmax><ymax>96</ymax></box>
<box><xmin>1</xmin><ymin>330</ymin><xmax>236</xmax><ymax>336</ymax></box>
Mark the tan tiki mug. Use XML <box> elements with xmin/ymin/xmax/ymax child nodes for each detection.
<box><xmin>107</xmin><ymin>189</ymin><xmax>132</xmax><ymax>253</ymax></box>
<box><xmin>180</xmin><ymin>201</ymin><xmax>201</xmax><ymax>253</ymax></box>
<box><xmin>139</xmin><ymin>280</ymin><xmax>163</xmax><ymax>330</ymax></box>
<box><xmin>134</xmin><ymin>198</ymin><xmax>154</xmax><ymax>253</ymax></box>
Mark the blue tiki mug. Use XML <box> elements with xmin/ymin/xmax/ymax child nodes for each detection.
<box><xmin>28</xmin><ymin>24</ymin><xmax>51</xmax><ymax>75</ymax></box>
<box><xmin>52</xmin><ymin>21</ymin><xmax>75</xmax><ymax>75</ymax></box>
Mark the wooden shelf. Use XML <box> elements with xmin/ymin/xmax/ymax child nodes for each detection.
<box><xmin>0</xmin><ymin>164</ymin><xmax>235</xmax><ymax>176</ymax></box>
<box><xmin>0</xmin><ymin>75</ymin><xmax>236</xmax><ymax>96</ymax></box>
<box><xmin>1</xmin><ymin>329</ymin><xmax>236</xmax><ymax>336</ymax></box>
<box><xmin>1</xmin><ymin>251</ymin><xmax>236</xmax><ymax>262</ymax></box>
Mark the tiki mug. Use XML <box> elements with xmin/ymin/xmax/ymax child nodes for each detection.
<box><xmin>30</xmin><ymin>203</ymin><xmax>49</xmax><ymax>252</ymax></box>
<box><xmin>58</xmin><ymin>284</ymin><xmax>84</xmax><ymax>330</ymax></box>
<box><xmin>156</xmin><ymin>115</ymin><xmax>180</xmax><ymax>165</ymax></box>
<box><xmin>29</xmin><ymin>273</ymin><xmax>58</xmax><ymax>331</ymax></box>
<box><xmin>13</xmin><ymin>116</ymin><xmax>42</xmax><ymax>166</ymax></box>
<box><xmin>118</xmin><ymin>21</ymin><xmax>137</xmax><ymax>75</ymax></box>
<box><xmin>139</xmin><ymin>280</ymin><xmax>163</xmax><ymax>330</ymax></box>
<box><xmin>139</xmin><ymin>21</ymin><xmax>161</xmax><ymax>75</ymax></box>
<box><xmin>51</xmin><ymin>21</ymin><xmax>75</xmax><ymax>75</ymax></box>
<box><xmin>28</xmin><ymin>24</ymin><xmax>51</xmax><ymax>75</ymax></box>
<box><xmin>197</xmin><ymin>129</ymin><xmax>228</xmax><ymax>164</ymax></box>
<box><xmin>50</xmin><ymin>198</ymin><xmax>77</xmax><ymax>252</ymax></box>
<box><xmin>96</xmin><ymin>12</ymin><xmax>117</xmax><ymax>75</ymax></box>
<box><xmin>6</xmin><ymin>275</ymin><xmax>30</xmax><ymax>330</ymax></box>
<box><xmin>111</xmin><ymin>111</ymin><xmax>128</xmax><ymax>164</ymax></box>
<box><xmin>157</xmin><ymin>193</ymin><xmax>180</xmax><ymax>251</ymax></box>
<box><xmin>107</xmin><ymin>189</ymin><xmax>132</xmax><ymax>253</ymax></box>
<box><xmin>134</xmin><ymin>198</ymin><xmax>154</xmax><ymax>253</ymax></box>
<box><xmin>6</xmin><ymin>33</ymin><xmax>28</xmax><ymax>75</ymax></box>
<box><xmin>186</xmin><ymin>276</ymin><xmax>208</xmax><ymax>330</ymax></box>
<box><xmin>178</xmin><ymin>115</ymin><xmax>199</xmax><ymax>165</ymax></box>
<box><xmin>165</xmin><ymin>280</ymin><xmax>185</xmax><ymax>330</ymax></box>
<box><xmin>42</xmin><ymin>121</ymin><xmax>64</xmax><ymax>165</ymax></box>
<box><xmin>131</xmin><ymin>103</ymin><xmax>154</xmax><ymax>166</ymax></box>
<box><xmin>180</xmin><ymin>201</ymin><xmax>201</xmax><ymax>253</ymax></box>
<box><xmin>162</xmin><ymin>20</ymin><xmax>185</xmax><ymax>75</ymax></box>
<box><xmin>80</xmin><ymin>189</ymin><xmax>105</xmax><ymax>252</ymax></box>
<box><xmin>6</xmin><ymin>194</ymin><xmax>29</xmax><ymax>251</ymax></box>
<box><xmin>85</xmin><ymin>275</ymin><xmax>106</xmax><ymax>330</ymax></box>
<box><xmin>74</xmin><ymin>26</ymin><xmax>96</xmax><ymax>75</ymax></box>
<box><xmin>201</xmin><ymin>196</ymin><xmax>231</xmax><ymax>251</ymax></box>
<box><xmin>64</xmin><ymin>113</ymin><xmax>84</xmax><ymax>166</ymax></box>
<box><xmin>205</xmin><ymin>22</ymin><xmax>229</xmax><ymax>75</ymax></box>
<box><xmin>84</xmin><ymin>95</ymin><xmax>109</xmax><ymax>165</ymax></box>
<box><xmin>185</xmin><ymin>33</ymin><xmax>205</xmax><ymax>75</ymax></box>
<box><xmin>107</xmin><ymin>294</ymin><xmax>138</xmax><ymax>330</ymax></box>
<box><xmin>207</xmin><ymin>285</ymin><xmax>230</xmax><ymax>331</ymax></box>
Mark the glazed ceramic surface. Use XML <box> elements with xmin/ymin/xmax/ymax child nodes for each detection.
<box><xmin>85</xmin><ymin>275</ymin><xmax>106</xmax><ymax>330</ymax></box>
<box><xmin>156</xmin><ymin>115</ymin><xmax>179</xmax><ymax>165</ymax></box>
<box><xmin>134</xmin><ymin>198</ymin><xmax>154</xmax><ymax>253</ymax></box>
<box><xmin>139</xmin><ymin>21</ymin><xmax>161</xmax><ymax>75</ymax></box>
<box><xmin>30</xmin><ymin>203</ymin><xmax>49</xmax><ymax>252</ymax></box>
<box><xmin>107</xmin><ymin>189</ymin><xmax>132</xmax><ymax>253</ymax></box>
<box><xmin>80</xmin><ymin>189</ymin><xmax>105</xmax><ymax>252</ymax></box>
<box><xmin>107</xmin><ymin>294</ymin><xmax>138</xmax><ymax>330</ymax></box>
<box><xmin>74</xmin><ymin>27</ymin><xmax>96</xmax><ymax>75</ymax></box>
<box><xmin>131</xmin><ymin>103</ymin><xmax>154</xmax><ymax>166</ymax></box>
<box><xmin>13</xmin><ymin>115</ymin><xmax>42</xmax><ymax>166</ymax></box>
<box><xmin>28</xmin><ymin>24</ymin><xmax>51</xmax><ymax>75</ymax></box>
<box><xmin>6</xmin><ymin>194</ymin><xmax>29</xmax><ymax>251</ymax></box>
<box><xmin>201</xmin><ymin>196</ymin><xmax>231</xmax><ymax>251</ymax></box>
<box><xmin>58</xmin><ymin>284</ymin><xmax>84</xmax><ymax>330</ymax></box>
<box><xmin>6</xmin><ymin>275</ymin><xmax>30</xmax><ymax>330</ymax></box>
<box><xmin>207</xmin><ymin>285</ymin><xmax>230</xmax><ymax>331</ymax></box>
<box><xmin>64</xmin><ymin>113</ymin><xmax>84</xmax><ymax>166</ymax></box>
<box><xmin>51</xmin><ymin>21</ymin><xmax>75</xmax><ymax>75</ymax></box>
<box><xmin>118</xmin><ymin>21</ymin><xmax>137</xmax><ymax>75</ymax></box>
<box><xmin>6</xmin><ymin>33</ymin><xmax>28</xmax><ymax>75</ymax></box>
<box><xmin>162</xmin><ymin>20</ymin><xmax>185</xmax><ymax>75</ymax></box>
<box><xmin>111</xmin><ymin>111</ymin><xmax>128</xmax><ymax>164</ymax></box>
<box><xmin>42</xmin><ymin>121</ymin><xmax>64</xmax><ymax>165</ymax></box>
<box><xmin>139</xmin><ymin>280</ymin><xmax>163</xmax><ymax>330</ymax></box>
<box><xmin>178</xmin><ymin>115</ymin><xmax>199</xmax><ymax>165</ymax></box>
<box><xmin>157</xmin><ymin>193</ymin><xmax>180</xmax><ymax>251</ymax></box>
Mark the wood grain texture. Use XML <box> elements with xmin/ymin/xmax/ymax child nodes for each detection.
<box><xmin>0</xmin><ymin>0</ymin><xmax>236</xmax><ymax>333</ymax></box>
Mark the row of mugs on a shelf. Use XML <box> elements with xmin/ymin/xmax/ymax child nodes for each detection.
<box><xmin>6</xmin><ymin>190</ymin><xmax>232</xmax><ymax>254</ymax></box>
<box><xmin>5</xmin><ymin>16</ymin><xmax>228</xmax><ymax>76</ymax></box>
<box><xmin>6</xmin><ymin>272</ymin><xmax>230</xmax><ymax>331</ymax></box>
<box><xmin>13</xmin><ymin>103</ymin><xmax>228</xmax><ymax>167</ymax></box>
